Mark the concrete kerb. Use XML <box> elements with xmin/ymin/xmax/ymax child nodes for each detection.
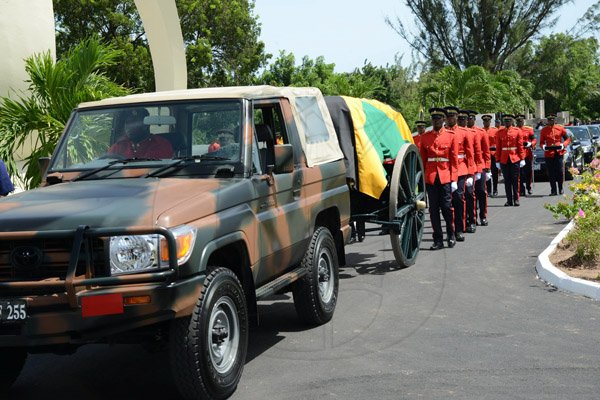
<box><xmin>535</xmin><ymin>219</ymin><xmax>600</xmax><ymax>300</ymax></box>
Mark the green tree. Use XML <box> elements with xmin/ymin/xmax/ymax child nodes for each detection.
<box><xmin>53</xmin><ymin>0</ymin><xmax>268</xmax><ymax>91</ymax></box>
<box><xmin>419</xmin><ymin>65</ymin><xmax>533</xmax><ymax>113</ymax></box>
<box><xmin>514</xmin><ymin>34</ymin><xmax>600</xmax><ymax>120</ymax></box>
<box><xmin>0</xmin><ymin>39</ymin><xmax>129</xmax><ymax>188</ymax></box>
<box><xmin>386</xmin><ymin>0</ymin><xmax>568</xmax><ymax>72</ymax></box>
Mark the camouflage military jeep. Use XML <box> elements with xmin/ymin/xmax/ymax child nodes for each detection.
<box><xmin>0</xmin><ymin>86</ymin><xmax>351</xmax><ymax>399</ymax></box>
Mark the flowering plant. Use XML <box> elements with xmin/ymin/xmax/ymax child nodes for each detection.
<box><xmin>545</xmin><ymin>152</ymin><xmax>600</xmax><ymax>261</ymax></box>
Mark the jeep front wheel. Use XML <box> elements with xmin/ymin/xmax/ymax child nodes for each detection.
<box><xmin>0</xmin><ymin>348</ymin><xmax>27</xmax><ymax>393</ymax></box>
<box><xmin>293</xmin><ymin>227</ymin><xmax>339</xmax><ymax>325</ymax></box>
<box><xmin>169</xmin><ymin>268</ymin><xmax>248</xmax><ymax>400</ymax></box>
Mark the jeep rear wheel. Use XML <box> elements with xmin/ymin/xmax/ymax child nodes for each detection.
<box><xmin>293</xmin><ymin>227</ymin><xmax>339</xmax><ymax>325</ymax></box>
<box><xmin>169</xmin><ymin>268</ymin><xmax>248</xmax><ymax>400</ymax></box>
<box><xmin>0</xmin><ymin>348</ymin><xmax>27</xmax><ymax>393</ymax></box>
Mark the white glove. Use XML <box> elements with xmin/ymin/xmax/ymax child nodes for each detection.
<box><xmin>466</xmin><ymin>177</ymin><xmax>474</xmax><ymax>187</ymax></box>
<box><xmin>475</xmin><ymin>172</ymin><xmax>481</xmax><ymax>180</ymax></box>
<box><xmin>496</xmin><ymin>162</ymin><xmax>501</xmax><ymax>169</ymax></box>
<box><xmin>519</xmin><ymin>160</ymin><xmax>525</xmax><ymax>168</ymax></box>
<box><xmin>524</xmin><ymin>141</ymin><xmax>531</xmax><ymax>148</ymax></box>
<box><xmin>542</xmin><ymin>145</ymin><xmax>547</xmax><ymax>151</ymax></box>
<box><xmin>559</xmin><ymin>144</ymin><xmax>564</xmax><ymax>150</ymax></box>
<box><xmin>451</xmin><ymin>181</ymin><xmax>458</xmax><ymax>192</ymax></box>
<box><xmin>486</xmin><ymin>172</ymin><xmax>492</xmax><ymax>181</ymax></box>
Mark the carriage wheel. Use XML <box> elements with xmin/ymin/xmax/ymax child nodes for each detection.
<box><xmin>389</xmin><ymin>143</ymin><xmax>426</xmax><ymax>267</ymax></box>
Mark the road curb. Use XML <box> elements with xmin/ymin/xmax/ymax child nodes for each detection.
<box><xmin>535</xmin><ymin>219</ymin><xmax>600</xmax><ymax>300</ymax></box>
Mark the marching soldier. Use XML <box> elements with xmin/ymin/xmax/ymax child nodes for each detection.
<box><xmin>495</xmin><ymin>114</ymin><xmax>525</xmax><ymax>206</ymax></box>
<box><xmin>444</xmin><ymin>106</ymin><xmax>475</xmax><ymax>242</ymax></box>
<box><xmin>539</xmin><ymin>114</ymin><xmax>570</xmax><ymax>195</ymax></box>
<box><xmin>413</xmin><ymin>120</ymin><xmax>427</xmax><ymax>148</ymax></box>
<box><xmin>516</xmin><ymin>114</ymin><xmax>536</xmax><ymax>196</ymax></box>
<box><xmin>458</xmin><ymin>109</ymin><xmax>482</xmax><ymax>234</ymax></box>
<box><xmin>419</xmin><ymin>108</ymin><xmax>458</xmax><ymax>250</ymax></box>
<box><xmin>468</xmin><ymin>110</ymin><xmax>490</xmax><ymax>226</ymax></box>
<box><xmin>482</xmin><ymin>114</ymin><xmax>499</xmax><ymax>197</ymax></box>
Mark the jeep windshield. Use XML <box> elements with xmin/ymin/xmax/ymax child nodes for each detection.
<box><xmin>49</xmin><ymin>100</ymin><xmax>245</xmax><ymax>178</ymax></box>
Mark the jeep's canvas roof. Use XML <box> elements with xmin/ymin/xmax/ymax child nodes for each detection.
<box><xmin>79</xmin><ymin>85</ymin><xmax>344</xmax><ymax>166</ymax></box>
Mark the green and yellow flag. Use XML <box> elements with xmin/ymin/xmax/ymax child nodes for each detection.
<box><xmin>341</xmin><ymin>96</ymin><xmax>413</xmax><ymax>199</ymax></box>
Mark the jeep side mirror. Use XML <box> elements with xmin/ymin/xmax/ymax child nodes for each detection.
<box><xmin>273</xmin><ymin>144</ymin><xmax>294</xmax><ymax>174</ymax></box>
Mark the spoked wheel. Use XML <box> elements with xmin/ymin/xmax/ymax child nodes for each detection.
<box><xmin>388</xmin><ymin>143</ymin><xmax>426</xmax><ymax>267</ymax></box>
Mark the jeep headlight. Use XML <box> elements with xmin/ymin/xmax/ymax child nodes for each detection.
<box><xmin>109</xmin><ymin>225</ymin><xmax>197</xmax><ymax>275</ymax></box>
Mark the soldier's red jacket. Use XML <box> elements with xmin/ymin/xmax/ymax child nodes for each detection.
<box><xmin>519</xmin><ymin>126</ymin><xmax>536</xmax><ymax>160</ymax></box>
<box><xmin>419</xmin><ymin>127</ymin><xmax>459</xmax><ymax>185</ymax></box>
<box><xmin>474</xmin><ymin>126</ymin><xmax>490</xmax><ymax>171</ymax></box>
<box><xmin>539</xmin><ymin>124</ymin><xmax>570</xmax><ymax>158</ymax></box>
<box><xmin>495</xmin><ymin>126</ymin><xmax>525</xmax><ymax>164</ymax></box>
<box><xmin>484</xmin><ymin>126</ymin><xmax>498</xmax><ymax>158</ymax></box>
<box><xmin>446</xmin><ymin>125</ymin><xmax>475</xmax><ymax>176</ymax></box>
<box><xmin>464</xmin><ymin>126</ymin><xmax>483</xmax><ymax>173</ymax></box>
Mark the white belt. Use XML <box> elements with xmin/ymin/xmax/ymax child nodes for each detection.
<box><xmin>457</xmin><ymin>154</ymin><xmax>466</xmax><ymax>159</ymax></box>
<box><xmin>502</xmin><ymin>147</ymin><xmax>517</xmax><ymax>150</ymax></box>
<box><xmin>428</xmin><ymin>157</ymin><xmax>449</xmax><ymax>162</ymax></box>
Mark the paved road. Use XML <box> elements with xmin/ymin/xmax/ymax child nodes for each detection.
<box><xmin>8</xmin><ymin>184</ymin><xmax>600</xmax><ymax>399</ymax></box>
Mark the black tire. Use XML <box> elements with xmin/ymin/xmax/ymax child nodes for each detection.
<box><xmin>293</xmin><ymin>227</ymin><xmax>339</xmax><ymax>325</ymax></box>
<box><xmin>169</xmin><ymin>268</ymin><xmax>248</xmax><ymax>400</ymax></box>
<box><xmin>0</xmin><ymin>348</ymin><xmax>27</xmax><ymax>393</ymax></box>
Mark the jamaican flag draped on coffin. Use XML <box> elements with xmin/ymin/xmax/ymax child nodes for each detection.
<box><xmin>325</xmin><ymin>96</ymin><xmax>413</xmax><ymax>199</ymax></box>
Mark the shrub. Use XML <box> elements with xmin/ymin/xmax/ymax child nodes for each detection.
<box><xmin>546</xmin><ymin>152</ymin><xmax>600</xmax><ymax>261</ymax></box>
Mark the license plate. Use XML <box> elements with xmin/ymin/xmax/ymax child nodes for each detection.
<box><xmin>533</xmin><ymin>163</ymin><xmax>541</xmax><ymax>171</ymax></box>
<box><xmin>0</xmin><ymin>299</ymin><xmax>27</xmax><ymax>322</ymax></box>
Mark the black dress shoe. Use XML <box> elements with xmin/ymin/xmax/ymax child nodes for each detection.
<box><xmin>513</xmin><ymin>200</ymin><xmax>520</xmax><ymax>206</ymax></box>
<box><xmin>492</xmin><ymin>191</ymin><xmax>498</xmax><ymax>197</ymax></box>
<box><xmin>520</xmin><ymin>191</ymin><xmax>526</xmax><ymax>196</ymax></box>
<box><xmin>549</xmin><ymin>192</ymin><xmax>557</xmax><ymax>196</ymax></box>
<box><xmin>559</xmin><ymin>189</ymin><xmax>564</xmax><ymax>195</ymax></box>
<box><xmin>447</xmin><ymin>237</ymin><xmax>456</xmax><ymax>248</ymax></box>
<box><xmin>504</xmin><ymin>201</ymin><xmax>513</xmax><ymax>206</ymax></box>
<box><xmin>466</xmin><ymin>224</ymin><xmax>476</xmax><ymax>233</ymax></box>
<box><xmin>456</xmin><ymin>232</ymin><xmax>465</xmax><ymax>242</ymax></box>
<box><xmin>430</xmin><ymin>241</ymin><xmax>444</xmax><ymax>250</ymax></box>
<box><xmin>527</xmin><ymin>189</ymin><xmax>532</xmax><ymax>195</ymax></box>
<box><xmin>480</xmin><ymin>218</ymin><xmax>488</xmax><ymax>226</ymax></box>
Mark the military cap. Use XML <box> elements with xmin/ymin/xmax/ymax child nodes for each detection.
<box><xmin>515</xmin><ymin>114</ymin><xmax>526</xmax><ymax>120</ymax></box>
<box><xmin>481</xmin><ymin>114</ymin><xmax>493</xmax><ymax>121</ymax></box>
<box><xmin>443</xmin><ymin>106</ymin><xmax>459</xmax><ymax>116</ymax></box>
<box><xmin>546</xmin><ymin>113</ymin><xmax>557</xmax><ymax>119</ymax></box>
<box><xmin>457</xmin><ymin>109</ymin><xmax>469</xmax><ymax>118</ymax></box>
<box><xmin>429</xmin><ymin>107</ymin><xmax>446</xmax><ymax>117</ymax></box>
<box><xmin>502</xmin><ymin>114</ymin><xmax>515</xmax><ymax>120</ymax></box>
<box><xmin>466</xmin><ymin>110</ymin><xmax>478</xmax><ymax>117</ymax></box>
<box><xmin>415</xmin><ymin>120</ymin><xmax>427</xmax><ymax>127</ymax></box>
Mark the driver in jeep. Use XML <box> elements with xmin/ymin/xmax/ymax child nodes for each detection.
<box><xmin>108</xmin><ymin>108</ymin><xmax>173</xmax><ymax>159</ymax></box>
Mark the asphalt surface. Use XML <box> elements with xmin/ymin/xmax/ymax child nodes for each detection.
<box><xmin>8</xmin><ymin>181</ymin><xmax>600</xmax><ymax>400</ymax></box>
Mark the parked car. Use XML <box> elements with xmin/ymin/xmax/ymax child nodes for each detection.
<box><xmin>581</xmin><ymin>124</ymin><xmax>600</xmax><ymax>154</ymax></box>
<box><xmin>566</xmin><ymin>125</ymin><xmax>595</xmax><ymax>166</ymax></box>
<box><xmin>532</xmin><ymin>128</ymin><xmax>581</xmax><ymax>181</ymax></box>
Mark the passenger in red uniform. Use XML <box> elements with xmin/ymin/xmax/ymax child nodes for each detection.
<box><xmin>444</xmin><ymin>106</ymin><xmax>474</xmax><ymax>242</ymax></box>
<box><xmin>516</xmin><ymin>114</ymin><xmax>536</xmax><ymax>196</ymax></box>
<box><xmin>468</xmin><ymin>110</ymin><xmax>490</xmax><ymax>226</ymax></box>
<box><xmin>108</xmin><ymin>108</ymin><xmax>174</xmax><ymax>159</ymax></box>
<box><xmin>539</xmin><ymin>114</ymin><xmax>570</xmax><ymax>195</ymax></box>
<box><xmin>482</xmin><ymin>115</ymin><xmax>499</xmax><ymax>196</ymax></box>
<box><xmin>419</xmin><ymin>108</ymin><xmax>458</xmax><ymax>250</ymax></box>
<box><xmin>458</xmin><ymin>109</ymin><xmax>481</xmax><ymax>234</ymax></box>
<box><xmin>495</xmin><ymin>114</ymin><xmax>525</xmax><ymax>206</ymax></box>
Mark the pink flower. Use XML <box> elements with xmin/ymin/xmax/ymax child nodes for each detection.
<box><xmin>578</xmin><ymin>209</ymin><xmax>585</xmax><ymax>218</ymax></box>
